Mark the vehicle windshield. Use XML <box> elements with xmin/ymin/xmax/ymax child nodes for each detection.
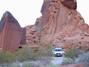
<box><xmin>54</xmin><ymin>48</ymin><xmax>63</xmax><ymax>51</ymax></box>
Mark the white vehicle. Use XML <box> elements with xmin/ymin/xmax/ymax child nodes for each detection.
<box><xmin>52</xmin><ymin>48</ymin><xmax>65</xmax><ymax>57</ymax></box>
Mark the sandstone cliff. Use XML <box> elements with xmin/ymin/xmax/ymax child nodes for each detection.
<box><xmin>26</xmin><ymin>0</ymin><xmax>89</xmax><ymax>50</ymax></box>
<box><xmin>0</xmin><ymin>11</ymin><xmax>22</xmax><ymax>52</ymax></box>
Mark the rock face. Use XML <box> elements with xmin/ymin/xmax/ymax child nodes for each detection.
<box><xmin>26</xmin><ymin>25</ymin><xmax>40</xmax><ymax>46</ymax></box>
<box><xmin>27</xmin><ymin>0</ymin><xmax>89</xmax><ymax>50</ymax></box>
<box><xmin>60</xmin><ymin>0</ymin><xmax>77</xmax><ymax>9</ymax></box>
<box><xmin>20</xmin><ymin>27</ymin><xmax>26</xmax><ymax>44</ymax></box>
<box><xmin>0</xmin><ymin>11</ymin><xmax>22</xmax><ymax>52</ymax></box>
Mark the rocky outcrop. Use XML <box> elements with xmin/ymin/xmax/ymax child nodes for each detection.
<box><xmin>0</xmin><ymin>11</ymin><xmax>22</xmax><ymax>52</ymax></box>
<box><xmin>27</xmin><ymin>0</ymin><xmax>89</xmax><ymax>50</ymax></box>
<box><xmin>60</xmin><ymin>0</ymin><xmax>77</xmax><ymax>9</ymax></box>
<box><xmin>26</xmin><ymin>25</ymin><xmax>40</xmax><ymax>46</ymax></box>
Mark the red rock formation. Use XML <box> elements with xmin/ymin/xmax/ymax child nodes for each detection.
<box><xmin>20</xmin><ymin>28</ymin><xmax>26</xmax><ymax>44</ymax></box>
<box><xmin>60</xmin><ymin>0</ymin><xmax>77</xmax><ymax>9</ymax></box>
<box><xmin>26</xmin><ymin>25</ymin><xmax>40</xmax><ymax>46</ymax></box>
<box><xmin>0</xmin><ymin>11</ymin><xmax>22</xmax><ymax>52</ymax></box>
<box><xmin>26</xmin><ymin>0</ymin><xmax>89</xmax><ymax>50</ymax></box>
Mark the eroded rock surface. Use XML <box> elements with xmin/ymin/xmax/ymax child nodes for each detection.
<box><xmin>26</xmin><ymin>25</ymin><xmax>40</xmax><ymax>46</ymax></box>
<box><xmin>60</xmin><ymin>0</ymin><xmax>77</xmax><ymax>9</ymax></box>
<box><xmin>0</xmin><ymin>11</ymin><xmax>22</xmax><ymax>52</ymax></box>
<box><xmin>26</xmin><ymin>0</ymin><xmax>89</xmax><ymax>50</ymax></box>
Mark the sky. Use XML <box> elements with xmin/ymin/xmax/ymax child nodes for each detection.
<box><xmin>0</xmin><ymin>0</ymin><xmax>89</xmax><ymax>27</ymax></box>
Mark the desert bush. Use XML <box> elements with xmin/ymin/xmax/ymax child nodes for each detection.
<box><xmin>47</xmin><ymin>62</ymin><xmax>63</xmax><ymax>67</ymax></box>
<box><xmin>64</xmin><ymin>48</ymin><xmax>83</xmax><ymax>60</ymax></box>
<box><xmin>62</xmin><ymin>57</ymin><xmax>74</xmax><ymax>65</ymax></box>
<box><xmin>22</xmin><ymin>62</ymin><xmax>32</xmax><ymax>67</ymax></box>
<box><xmin>22</xmin><ymin>62</ymin><xmax>39</xmax><ymax>67</ymax></box>
<box><xmin>0</xmin><ymin>51</ymin><xmax>15</xmax><ymax>64</ymax></box>
<box><xmin>7</xmin><ymin>63</ymin><xmax>21</xmax><ymax>67</ymax></box>
<box><xmin>15</xmin><ymin>42</ymin><xmax>53</xmax><ymax>62</ymax></box>
<box><xmin>75</xmin><ymin>52</ymin><xmax>89</xmax><ymax>64</ymax></box>
<box><xmin>15</xmin><ymin>46</ymin><xmax>39</xmax><ymax>62</ymax></box>
<box><xmin>37</xmin><ymin>42</ymin><xmax>53</xmax><ymax>57</ymax></box>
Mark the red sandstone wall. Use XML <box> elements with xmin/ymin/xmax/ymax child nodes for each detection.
<box><xmin>0</xmin><ymin>11</ymin><xmax>22</xmax><ymax>52</ymax></box>
<box><xmin>2</xmin><ymin>18</ymin><xmax>22</xmax><ymax>52</ymax></box>
<box><xmin>0</xmin><ymin>32</ymin><xmax>3</xmax><ymax>48</ymax></box>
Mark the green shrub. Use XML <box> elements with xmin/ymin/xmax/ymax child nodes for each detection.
<box><xmin>22</xmin><ymin>62</ymin><xmax>39</xmax><ymax>67</ymax></box>
<box><xmin>62</xmin><ymin>57</ymin><xmax>74</xmax><ymax>65</ymax></box>
<box><xmin>47</xmin><ymin>63</ymin><xmax>60</xmax><ymax>67</ymax></box>
<box><xmin>7</xmin><ymin>63</ymin><xmax>21</xmax><ymax>67</ymax></box>
<box><xmin>15</xmin><ymin>46</ymin><xmax>38</xmax><ymax>62</ymax></box>
<box><xmin>37</xmin><ymin>42</ymin><xmax>53</xmax><ymax>57</ymax></box>
<box><xmin>15</xmin><ymin>42</ymin><xmax>53</xmax><ymax>62</ymax></box>
<box><xmin>22</xmin><ymin>62</ymin><xmax>32</xmax><ymax>67</ymax></box>
<box><xmin>0</xmin><ymin>51</ymin><xmax>15</xmax><ymax>64</ymax></box>
<box><xmin>64</xmin><ymin>48</ymin><xmax>83</xmax><ymax>60</ymax></box>
<box><xmin>75</xmin><ymin>52</ymin><xmax>89</xmax><ymax>64</ymax></box>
